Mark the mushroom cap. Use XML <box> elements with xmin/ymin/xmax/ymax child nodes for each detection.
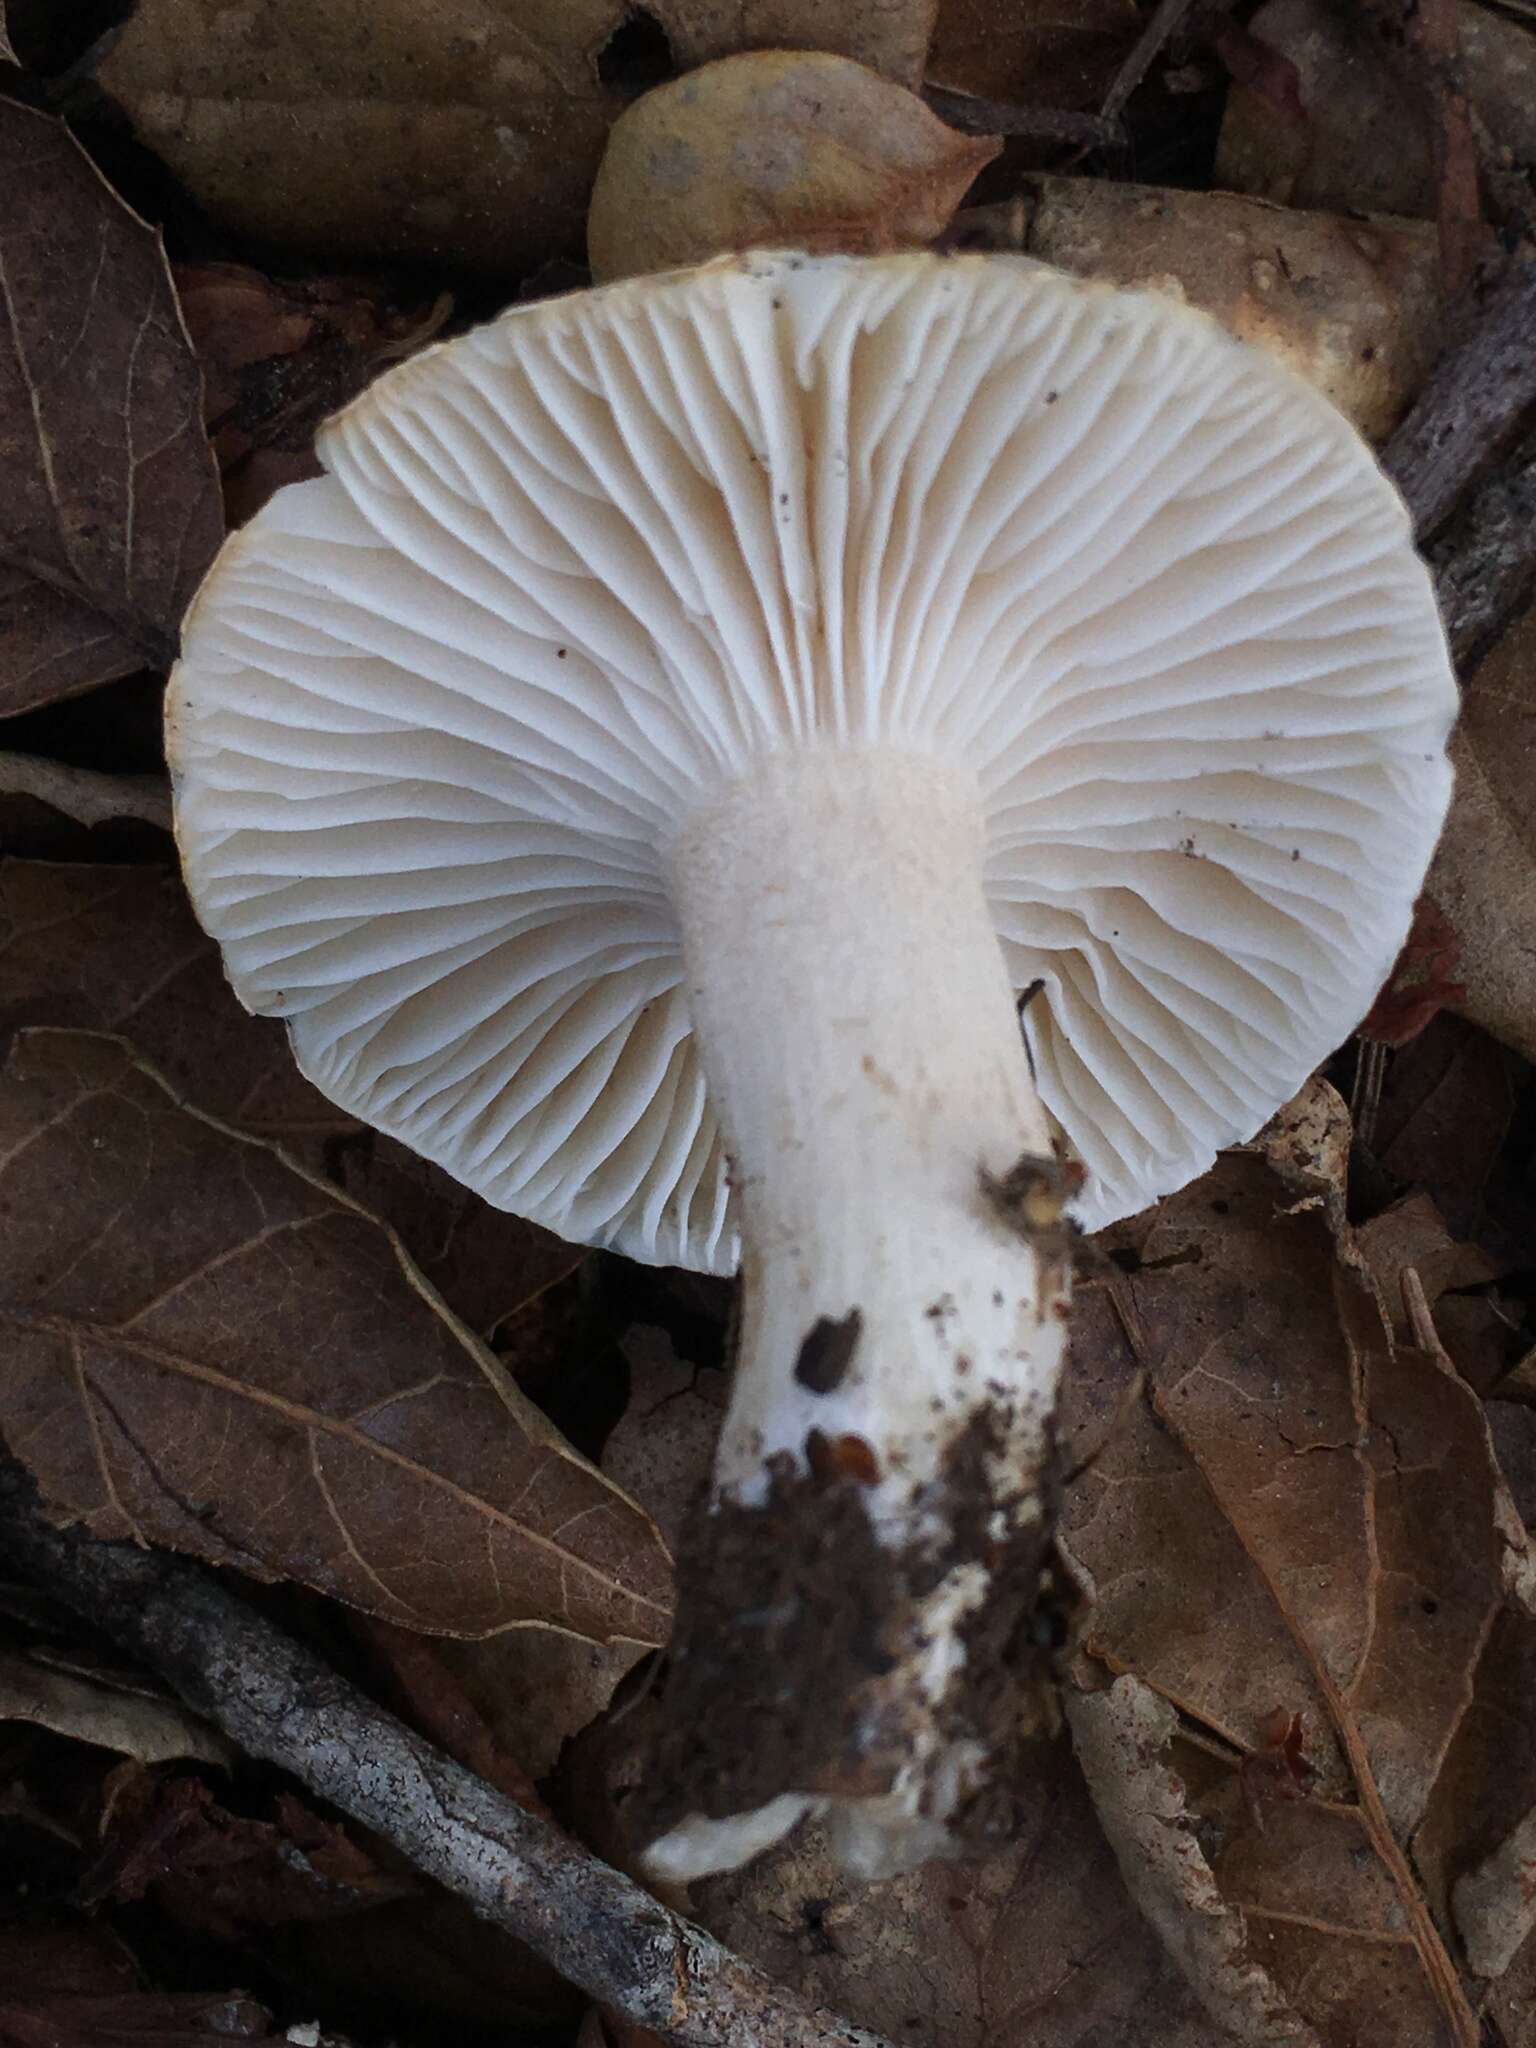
<box><xmin>168</xmin><ymin>250</ymin><xmax>1456</xmax><ymax>1271</ymax></box>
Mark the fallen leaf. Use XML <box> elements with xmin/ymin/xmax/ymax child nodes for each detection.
<box><xmin>0</xmin><ymin>6</ymin><xmax>14</xmax><ymax>65</ymax></box>
<box><xmin>0</xmin><ymin>1644</ymin><xmax>234</xmax><ymax>1767</ymax></box>
<box><xmin>1368</xmin><ymin>1013</ymin><xmax>1524</xmax><ymax>1250</ymax></box>
<box><xmin>1067</xmin><ymin>1679</ymin><xmax>1317</xmax><ymax>2045</ymax></box>
<box><xmin>84</xmin><ymin>1770</ymin><xmax>412</xmax><ymax>1939</ymax></box>
<box><xmin>0</xmin><ymin>1028</ymin><xmax>672</xmax><ymax>1643</ymax></box>
<box><xmin>336</xmin><ymin>1138</ymin><xmax>581</xmax><ymax>1344</ymax></box>
<box><xmin>0</xmin><ymin>1920</ymin><xmax>273</xmax><ymax>2046</ymax></box>
<box><xmin>588</xmin><ymin>49</ymin><xmax>997</xmax><ymax>281</ymax></box>
<box><xmin>660</xmin><ymin>0</ymin><xmax>936</xmax><ymax>87</ymax></box>
<box><xmin>1059</xmin><ymin>1146</ymin><xmax>1529</xmax><ymax>2041</ymax></box>
<box><xmin>1354</xmin><ymin>1191</ymin><xmax>1499</xmax><ymax>1340</ymax></box>
<box><xmin>0</xmin><ymin>860</ymin><xmax>353</xmax><ymax>1158</ymax></box>
<box><xmin>99</xmin><ymin>0</ymin><xmax>631</xmax><ymax>275</ymax></box>
<box><xmin>0</xmin><ymin>102</ymin><xmax>221</xmax><ymax>717</ymax></box>
<box><xmin>686</xmin><ymin>1728</ymin><xmax>1239</xmax><ymax>2046</ymax></box>
<box><xmin>1427</xmin><ymin>606</ymin><xmax>1536</xmax><ymax>1070</ymax></box>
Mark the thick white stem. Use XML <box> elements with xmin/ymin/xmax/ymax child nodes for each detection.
<box><xmin>643</xmin><ymin>749</ymin><xmax>1072</xmax><ymax>1882</ymax></box>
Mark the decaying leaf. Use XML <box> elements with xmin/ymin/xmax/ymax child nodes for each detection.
<box><xmin>0</xmin><ymin>6</ymin><xmax>15</xmax><ymax>65</ymax></box>
<box><xmin>588</xmin><ymin>49</ymin><xmax>997</xmax><ymax>282</ymax></box>
<box><xmin>0</xmin><ymin>102</ymin><xmax>222</xmax><ymax>717</ymax></box>
<box><xmin>0</xmin><ymin>1645</ymin><xmax>234</xmax><ymax>1767</ymax></box>
<box><xmin>676</xmin><ymin>1726</ymin><xmax>1239</xmax><ymax>2046</ymax></box>
<box><xmin>0</xmin><ymin>1028</ymin><xmax>672</xmax><ymax>1644</ymax></box>
<box><xmin>1059</xmin><ymin>1143</ymin><xmax>1535</xmax><ymax>2040</ymax></box>
<box><xmin>1428</xmin><ymin>608</ymin><xmax>1536</xmax><ymax>1069</ymax></box>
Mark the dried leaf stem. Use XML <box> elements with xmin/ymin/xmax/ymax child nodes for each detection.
<box><xmin>0</xmin><ymin>1460</ymin><xmax>893</xmax><ymax>2048</ymax></box>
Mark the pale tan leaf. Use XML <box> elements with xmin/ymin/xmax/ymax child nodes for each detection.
<box><xmin>0</xmin><ymin>1645</ymin><xmax>235</xmax><ymax>1766</ymax></box>
<box><xmin>1067</xmin><ymin>1679</ymin><xmax>1317</xmax><ymax>2046</ymax></box>
<box><xmin>0</xmin><ymin>754</ymin><xmax>171</xmax><ymax>833</ymax></box>
<box><xmin>588</xmin><ymin>50</ymin><xmax>997</xmax><ymax>281</ymax></box>
<box><xmin>0</xmin><ymin>1028</ymin><xmax>672</xmax><ymax>1644</ymax></box>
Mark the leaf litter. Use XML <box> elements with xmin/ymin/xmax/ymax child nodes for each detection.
<box><xmin>3</xmin><ymin>0</ymin><xmax>1536</xmax><ymax>2042</ymax></box>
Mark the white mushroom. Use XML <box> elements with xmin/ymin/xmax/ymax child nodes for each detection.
<box><xmin>166</xmin><ymin>250</ymin><xmax>1457</xmax><ymax>1881</ymax></box>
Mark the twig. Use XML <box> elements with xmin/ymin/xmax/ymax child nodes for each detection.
<box><xmin>1099</xmin><ymin>0</ymin><xmax>1204</xmax><ymax>125</ymax></box>
<box><xmin>922</xmin><ymin>83</ymin><xmax>1122</xmax><ymax>152</ymax></box>
<box><xmin>0</xmin><ymin>1462</ymin><xmax>895</xmax><ymax>2048</ymax></box>
<box><xmin>1381</xmin><ymin>260</ymin><xmax>1536</xmax><ymax>542</ymax></box>
<box><xmin>1428</xmin><ymin>423</ymin><xmax>1536</xmax><ymax>671</ymax></box>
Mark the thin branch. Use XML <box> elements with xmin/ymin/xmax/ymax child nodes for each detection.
<box><xmin>0</xmin><ymin>1461</ymin><xmax>896</xmax><ymax>2048</ymax></box>
<box><xmin>1099</xmin><ymin>0</ymin><xmax>1204</xmax><ymax>124</ymax></box>
<box><xmin>922</xmin><ymin>83</ymin><xmax>1123</xmax><ymax>152</ymax></box>
<box><xmin>1382</xmin><ymin>259</ymin><xmax>1536</xmax><ymax>543</ymax></box>
<box><xmin>0</xmin><ymin>751</ymin><xmax>172</xmax><ymax>831</ymax></box>
<box><xmin>1429</xmin><ymin>423</ymin><xmax>1536</xmax><ymax>670</ymax></box>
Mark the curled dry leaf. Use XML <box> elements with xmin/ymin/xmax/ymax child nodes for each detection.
<box><xmin>587</xmin><ymin>50</ymin><xmax>998</xmax><ymax>282</ymax></box>
<box><xmin>0</xmin><ymin>102</ymin><xmax>221</xmax><ymax>717</ymax></box>
<box><xmin>1066</xmin><ymin>1679</ymin><xmax>1316</xmax><ymax>2046</ymax></box>
<box><xmin>1059</xmin><ymin>1145</ymin><xmax>1536</xmax><ymax>2040</ymax></box>
<box><xmin>0</xmin><ymin>1644</ymin><xmax>234</xmax><ymax>1767</ymax></box>
<box><xmin>0</xmin><ymin>1028</ymin><xmax>672</xmax><ymax>1644</ymax></box>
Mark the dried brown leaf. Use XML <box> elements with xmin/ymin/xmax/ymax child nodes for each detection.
<box><xmin>686</xmin><ymin>1732</ymin><xmax>1236</xmax><ymax>2047</ymax></box>
<box><xmin>588</xmin><ymin>49</ymin><xmax>998</xmax><ymax>282</ymax></box>
<box><xmin>1016</xmin><ymin>174</ymin><xmax>1443</xmax><ymax>444</ymax></box>
<box><xmin>661</xmin><ymin>0</ymin><xmax>936</xmax><ymax>87</ymax></box>
<box><xmin>0</xmin><ymin>1028</ymin><xmax>672</xmax><ymax>1643</ymax></box>
<box><xmin>0</xmin><ymin>103</ymin><xmax>221</xmax><ymax>717</ymax></box>
<box><xmin>1060</xmin><ymin>1148</ymin><xmax>1519</xmax><ymax>2042</ymax></box>
<box><xmin>0</xmin><ymin>860</ymin><xmax>580</xmax><ymax>1336</ymax></box>
<box><xmin>0</xmin><ymin>860</ymin><xmax>352</xmax><ymax>1158</ymax></box>
<box><xmin>99</xmin><ymin>0</ymin><xmax>630</xmax><ymax>273</ymax></box>
<box><xmin>0</xmin><ymin>1644</ymin><xmax>234</xmax><ymax>1767</ymax></box>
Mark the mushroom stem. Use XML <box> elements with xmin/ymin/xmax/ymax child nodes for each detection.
<box><xmin>646</xmin><ymin>747</ymin><xmax>1071</xmax><ymax>1881</ymax></box>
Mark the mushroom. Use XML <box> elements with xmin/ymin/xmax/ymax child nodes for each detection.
<box><xmin>166</xmin><ymin>250</ymin><xmax>1456</xmax><ymax>1881</ymax></box>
